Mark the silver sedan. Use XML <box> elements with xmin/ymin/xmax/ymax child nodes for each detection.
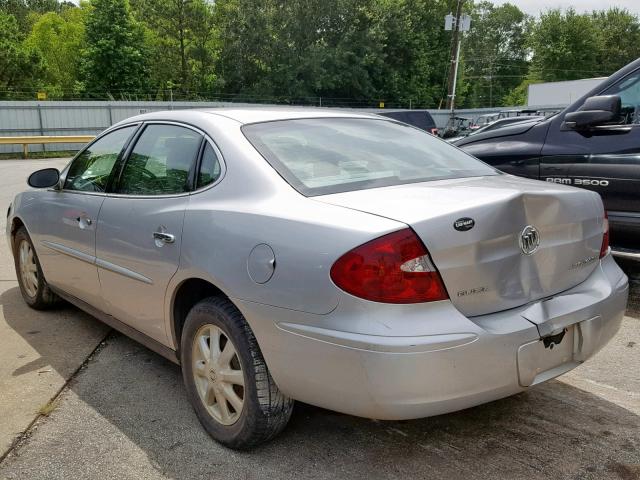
<box><xmin>6</xmin><ymin>108</ymin><xmax>629</xmax><ymax>449</ymax></box>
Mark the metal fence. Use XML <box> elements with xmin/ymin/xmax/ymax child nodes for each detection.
<box><xmin>0</xmin><ymin>101</ymin><xmax>536</xmax><ymax>155</ymax></box>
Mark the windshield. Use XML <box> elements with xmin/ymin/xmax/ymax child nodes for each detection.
<box><xmin>243</xmin><ymin>118</ymin><xmax>498</xmax><ymax>196</ymax></box>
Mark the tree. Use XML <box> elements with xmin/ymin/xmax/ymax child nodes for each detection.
<box><xmin>529</xmin><ymin>8</ymin><xmax>604</xmax><ymax>82</ymax></box>
<box><xmin>130</xmin><ymin>0</ymin><xmax>217</xmax><ymax>96</ymax></box>
<box><xmin>0</xmin><ymin>11</ymin><xmax>44</xmax><ymax>98</ymax></box>
<box><xmin>592</xmin><ymin>8</ymin><xmax>640</xmax><ymax>77</ymax></box>
<box><xmin>80</xmin><ymin>0</ymin><xmax>149</xmax><ymax>98</ymax></box>
<box><xmin>0</xmin><ymin>0</ymin><xmax>70</xmax><ymax>32</ymax></box>
<box><xmin>371</xmin><ymin>0</ymin><xmax>453</xmax><ymax>108</ymax></box>
<box><xmin>26</xmin><ymin>4</ymin><xmax>86</xmax><ymax>98</ymax></box>
<box><xmin>187</xmin><ymin>0</ymin><xmax>218</xmax><ymax>94</ymax></box>
<box><xmin>212</xmin><ymin>0</ymin><xmax>277</xmax><ymax>98</ymax></box>
<box><xmin>213</xmin><ymin>0</ymin><xmax>452</xmax><ymax>107</ymax></box>
<box><xmin>461</xmin><ymin>2</ymin><xmax>531</xmax><ymax>108</ymax></box>
<box><xmin>261</xmin><ymin>0</ymin><xmax>386</xmax><ymax>102</ymax></box>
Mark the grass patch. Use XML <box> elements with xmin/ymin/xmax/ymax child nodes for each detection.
<box><xmin>37</xmin><ymin>399</ymin><xmax>59</xmax><ymax>417</ymax></box>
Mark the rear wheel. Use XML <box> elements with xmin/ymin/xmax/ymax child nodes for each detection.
<box><xmin>180</xmin><ymin>296</ymin><xmax>294</xmax><ymax>449</ymax></box>
<box><xmin>13</xmin><ymin>227</ymin><xmax>60</xmax><ymax>309</ymax></box>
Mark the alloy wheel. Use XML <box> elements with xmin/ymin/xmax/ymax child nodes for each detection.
<box><xmin>192</xmin><ymin>324</ymin><xmax>245</xmax><ymax>425</ymax></box>
<box><xmin>18</xmin><ymin>240</ymin><xmax>38</xmax><ymax>298</ymax></box>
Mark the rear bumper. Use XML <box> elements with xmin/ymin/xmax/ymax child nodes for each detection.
<box><xmin>236</xmin><ymin>254</ymin><xmax>628</xmax><ymax>420</ymax></box>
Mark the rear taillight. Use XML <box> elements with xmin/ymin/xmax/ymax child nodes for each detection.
<box><xmin>330</xmin><ymin>228</ymin><xmax>449</xmax><ymax>303</ymax></box>
<box><xmin>600</xmin><ymin>211</ymin><xmax>609</xmax><ymax>258</ymax></box>
<box><xmin>430</xmin><ymin>128</ymin><xmax>439</xmax><ymax>136</ymax></box>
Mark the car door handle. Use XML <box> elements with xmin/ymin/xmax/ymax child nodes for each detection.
<box><xmin>76</xmin><ymin>216</ymin><xmax>92</xmax><ymax>226</ymax></box>
<box><xmin>153</xmin><ymin>232</ymin><xmax>175</xmax><ymax>244</ymax></box>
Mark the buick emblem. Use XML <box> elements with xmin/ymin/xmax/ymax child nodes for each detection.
<box><xmin>519</xmin><ymin>225</ymin><xmax>540</xmax><ymax>255</ymax></box>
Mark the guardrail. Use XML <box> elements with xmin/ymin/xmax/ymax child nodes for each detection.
<box><xmin>0</xmin><ymin>135</ymin><xmax>94</xmax><ymax>158</ymax></box>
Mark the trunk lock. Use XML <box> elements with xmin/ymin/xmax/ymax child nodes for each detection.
<box><xmin>542</xmin><ymin>328</ymin><xmax>567</xmax><ymax>350</ymax></box>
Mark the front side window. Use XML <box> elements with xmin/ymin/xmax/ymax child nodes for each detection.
<box><xmin>117</xmin><ymin>124</ymin><xmax>202</xmax><ymax>195</ymax></box>
<box><xmin>602</xmin><ymin>69</ymin><xmax>640</xmax><ymax>124</ymax></box>
<box><xmin>243</xmin><ymin>118</ymin><xmax>498</xmax><ymax>196</ymax></box>
<box><xmin>64</xmin><ymin>126</ymin><xmax>136</xmax><ymax>192</ymax></box>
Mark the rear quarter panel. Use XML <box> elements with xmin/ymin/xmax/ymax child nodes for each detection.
<box><xmin>166</xmin><ymin>117</ymin><xmax>405</xmax><ymax>347</ymax></box>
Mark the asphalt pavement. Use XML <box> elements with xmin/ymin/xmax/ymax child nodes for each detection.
<box><xmin>0</xmin><ymin>159</ymin><xmax>638</xmax><ymax>480</ymax></box>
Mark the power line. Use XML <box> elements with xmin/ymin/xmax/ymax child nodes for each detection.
<box><xmin>463</xmin><ymin>58</ymin><xmax>611</xmax><ymax>75</ymax></box>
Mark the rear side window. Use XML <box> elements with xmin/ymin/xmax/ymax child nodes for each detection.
<box><xmin>197</xmin><ymin>143</ymin><xmax>222</xmax><ymax>188</ymax></box>
<box><xmin>243</xmin><ymin>118</ymin><xmax>497</xmax><ymax>196</ymax></box>
<box><xmin>117</xmin><ymin>124</ymin><xmax>202</xmax><ymax>195</ymax></box>
<box><xmin>64</xmin><ymin>126</ymin><xmax>136</xmax><ymax>192</ymax></box>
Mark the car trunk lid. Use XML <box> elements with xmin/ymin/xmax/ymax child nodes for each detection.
<box><xmin>315</xmin><ymin>175</ymin><xmax>605</xmax><ymax>317</ymax></box>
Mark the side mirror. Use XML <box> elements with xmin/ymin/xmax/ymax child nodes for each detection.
<box><xmin>563</xmin><ymin>95</ymin><xmax>621</xmax><ymax>130</ymax></box>
<box><xmin>28</xmin><ymin>168</ymin><xmax>60</xmax><ymax>189</ymax></box>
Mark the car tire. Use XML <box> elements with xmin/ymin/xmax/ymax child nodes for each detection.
<box><xmin>13</xmin><ymin>226</ymin><xmax>61</xmax><ymax>310</ymax></box>
<box><xmin>180</xmin><ymin>296</ymin><xmax>294</xmax><ymax>449</ymax></box>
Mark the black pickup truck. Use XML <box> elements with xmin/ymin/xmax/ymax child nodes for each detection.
<box><xmin>455</xmin><ymin>58</ymin><xmax>640</xmax><ymax>259</ymax></box>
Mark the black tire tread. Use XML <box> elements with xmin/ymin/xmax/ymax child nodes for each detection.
<box><xmin>181</xmin><ymin>296</ymin><xmax>293</xmax><ymax>449</ymax></box>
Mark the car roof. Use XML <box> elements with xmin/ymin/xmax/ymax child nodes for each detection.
<box><xmin>126</xmin><ymin>106</ymin><xmax>379</xmax><ymax>125</ymax></box>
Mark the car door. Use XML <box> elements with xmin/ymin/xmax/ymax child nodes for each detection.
<box><xmin>96</xmin><ymin>123</ymin><xmax>204</xmax><ymax>344</ymax></box>
<box><xmin>541</xmin><ymin>69</ymin><xmax>640</xmax><ymax>216</ymax></box>
<box><xmin>32</xmin><ymin>125</ymin><xmax>138</xmax><ymax>308</ymax></box>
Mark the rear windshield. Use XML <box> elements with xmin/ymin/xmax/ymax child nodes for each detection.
<box><xmin>242</xmin><ymin>118</ymin><xmax>498</xmax><ymax>196</ymax></box>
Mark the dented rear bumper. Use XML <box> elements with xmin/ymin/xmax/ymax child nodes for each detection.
<box><xmin>236</xmin><ymin>254</ymin><xmax>628</xmax><ymax>420</ymax></box>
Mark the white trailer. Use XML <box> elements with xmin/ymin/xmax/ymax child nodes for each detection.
<box><xmin>527</xmin><ymin>78</ymin><xmax>606</xmax><ymax>107</ymax></box>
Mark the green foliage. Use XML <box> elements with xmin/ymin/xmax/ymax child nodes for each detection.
<box><xmin>80</xmin><ymin>0</ymin><xmax>150</xmax><ymax>97</ymax></box>
<box><xmin>529</xmin><ymin>8</ymin><xmax>604</xmax><ymax>82</ymax></box>
<box><xmin>26</xmin><ymin>5</ymin><xmax>86</xmax><ymax>98</ymax></box>
<box><xmin>130</xmin><ymin>0</ymin><xmax>217</xmax><ymax>95</ymax></box>
<box><xmin>186</xmin><ymin>0</ymin><xmax>218</xmax><ymax>93</ymax></box>
<box><xmin>213</xmin><ymin>0</ymin><xmax>451</xmax><ymax>107</ymax></box>
<box><xmin>502</xmin><ymin>77</ymin><xmax>538</xmax><ymax>107</ymax></box>
<box><xmin>372</xmin><ymin>0</ymin><xmax>452</xmax><ymax>107</ymax></box>
<box><xmin>0</xmin><ymin>0</ymin><xmax>67</xmax><ymax>32</ymax></box>
<box><xmin>2</xmin><ymin>1</ymin><xmax>640</xmax><ymax>106</ymax></box>
<box><xmin>519</xmin><ymin>7</ymin><xmax>640</xmax><ymax>104</ymax></box>
<box><xmin>592</xmin><ymin>8</ymin><xmax>640</xmax><ymax>77</ymax></box>
<box><xmin>0</xmin><ymin>10</ymin><xmax>44</xmax><ymax>98</ymax></box>
<box><xmin>461</xmin><ymin>1</ymin><xmax>531</xmax><ymax>107</ymax></box>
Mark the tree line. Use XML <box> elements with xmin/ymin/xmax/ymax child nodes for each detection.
<box><xmin>1</xmin><ymin>0</ymin><xmax>640</xmax><ymax>108</ymax></box>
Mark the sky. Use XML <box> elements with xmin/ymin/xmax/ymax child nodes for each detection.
<box><xmin>490</xmin><ymin>0</ymin><xmax>640</xmax><ymax>16</ymax></box>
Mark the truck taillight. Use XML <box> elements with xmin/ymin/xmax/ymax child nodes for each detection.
<box><xmin>330</xmin><ymin>228</ymin><xmax>448</xmax><ymax>303</ymax></box>
<box><xmin>600</xmin><ymin>211</ymin><xmax>609</xmax><ymax>259</ymax></box>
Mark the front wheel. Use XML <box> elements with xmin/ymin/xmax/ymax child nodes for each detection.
<box><xmin>180</xmin><ymin>296</ymin><xmax>294</xmax><ymax>449</ymax></box>
<box><xmin>13</xmin><ymin>227</ymin><xmax>60</xmax><ymax>309</ymax></box>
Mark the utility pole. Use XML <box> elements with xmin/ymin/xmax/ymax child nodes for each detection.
<box><xmin>444</xmin><ymin>1</ymin><xmax>471</xmax><ymax>133</ymax></box>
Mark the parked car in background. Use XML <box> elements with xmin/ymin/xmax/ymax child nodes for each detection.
<box><xmin>497</xmin><ymin>108</ymin><xmax>540</xmax><ymax>119</ymax></box>
<box><xmin>455</xmin><ymin>57</ymin><xmax>640</xmax><ymax>258</ymax></box>
<box><xmin>447</xmin><ymin>116</ymin><xmax>545</xmax><ymax>143</ymax></box>
<box><xmin>376</xmin><ymin>109</ymin><xmax>439</xmax><ymax>135</ymax></box>
<box><xmin>441</xmin><ymin>116</ymin><xmax>473</xmax><ymax>138</ymax></box>
<box><xmin>470</xmin><ymin>109</ymin><xmax>543</xmax><ymax>132</ymax></box>
<box><xmin>534</xmin><ymin>107</ymin><xmax>562</xmax><ymax>118</ymax></box>
<box><xmin>470</xmin><ymin>113</ymin><xmax>500</xmax><ymax>130</ymax></box>
<box><xmin>7</xmin><ymin>108</ymin><xmax>627</xmax><ymax>450</ymax></box>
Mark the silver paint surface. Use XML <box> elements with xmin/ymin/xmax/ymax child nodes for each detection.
<box><xmin>6</xmin><ymin>107</ymin><xmax>629</xmax><ymax>420</ymax></box>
